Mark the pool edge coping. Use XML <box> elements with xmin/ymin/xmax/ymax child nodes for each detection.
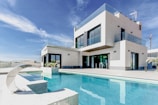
<box><xmin>59</xmin><ymin>70</ymin><xmax>158</xmax><ymax>85</ymax></box>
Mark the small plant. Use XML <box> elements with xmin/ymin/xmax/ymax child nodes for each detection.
<box><xmin>45</xmin><ymin>61</ymin><xmax>57</xmax><ymax>68</ymax></box>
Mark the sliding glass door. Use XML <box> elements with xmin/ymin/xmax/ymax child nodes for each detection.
<box><xmin>89</xmin><ymin>54</ymin><xmax>109</xmax><ymax>69</ymax></box>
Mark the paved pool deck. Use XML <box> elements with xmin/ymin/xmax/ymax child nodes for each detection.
<box><xmin>59</xmin><ymin>69</ymin><xmax>158</xmax><ymax>84</ymax></box>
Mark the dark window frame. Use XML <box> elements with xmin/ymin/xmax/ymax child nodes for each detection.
<box><xmin>48</xmin><ymin>53</ymin><xmax>62</xmax><ymax>68</ymax></box>
<box><xmin>87</xmin><ymin>24</ymin><xmax>101</xmax><ymax>45</ymax></box>
<box><xmin>76</xmin><ymin>34</ymin><xmax>84</xmax><ymax>48</ymax></box>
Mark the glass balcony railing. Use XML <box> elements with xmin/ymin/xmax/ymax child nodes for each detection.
<box><xmin>87</xmin><ymin>36</ymin><xmax>100</xmax><ymax>46</ymax></box>
<box><xmin>75</xmin><ymin>3</ymin><xmax>118</xmax><ymax>30</ymax></box>
<box><xmin>115</xmin><ymin>33</ymin><xmax>146</xmax><ymax>46</ymax></box>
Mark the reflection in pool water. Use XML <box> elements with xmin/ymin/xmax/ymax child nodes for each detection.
<box><xmin>44</xmin><ymin>73</ymin><xmax>158</xmax><ymax>105</ymax></box>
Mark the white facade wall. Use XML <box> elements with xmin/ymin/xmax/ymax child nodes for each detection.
<box><xmin>41</xmin><ymin>46</ymin><xmax>81</xmax><ymax>67</ymax></box>
<box><xmin>109</xmin><ymin>41</ymin><xmax>126</xmax><ymax>69</ymax></box>
<box><xmin>74</xmin><ymin>11</ymin><xmax>107</xmax><ymax>51</ymax></box>
<box><xmin>105</xmin><ymin>11</ymin><xmax>141</xmax><ymax>46</ymax></box>
<box><xmin>81</xmin><ymin>40</ymin><xmax>147</xmax><ymax>70</ymax></box>
<box><xmin>106</xmin><ymin>12</ymin><xmax>141</xmax><ymax>37</ymax></box>
<box><xmin>74</xmin><ymin>11</ymin><xmax>142</xmax><ymax>51</ymax></box>
<box><xmin>125</xmin><ymin>41</ymin><xmax>147</xmax><ymax>69</ymax></box>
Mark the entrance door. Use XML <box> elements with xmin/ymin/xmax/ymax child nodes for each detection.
<box><xmin>90</xmin><ymin>54</ymin><xmax>109</xmax><ymax>69</ymax></box>
<box><xmin>131</xmin><ymin>52</ymin><xmax>139</xmax><ymax>70</ymax></box>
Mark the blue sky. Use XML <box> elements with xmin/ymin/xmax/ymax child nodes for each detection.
<box><xmin>0</xmin><ymin>0</ymin><xmax>158</xmax><ymax>61</ymax></box>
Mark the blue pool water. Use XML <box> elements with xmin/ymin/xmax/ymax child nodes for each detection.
<box><xmin>44</xmin><ymin>73</ymin><xmax>158</xmax><ymax>105</ymax></box>
<box><xmin>20</xmin><ymin>72</ymin><xmax>42</xmax><ymax>81</ymax></box>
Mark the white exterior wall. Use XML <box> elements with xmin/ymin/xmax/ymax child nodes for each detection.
<box><xmin>41</xmin><ymin>46</ymin><xmax>81</xmax><ymax>67</ymax></box>
<box><xmin>109</xmin><ymin>41</ymin><xmax>126</xmax><ymax>69</ymax></box>
<box><xmin>41</xmin><ymin>46</ymin><xmax>48</xmax><ymax>56</ymax></box>
<box><xmin>83</xmin><ymin>40</ymin><xmax>147</xmax><ymax>70</ymax></box>
<box><xmin>105</xmin><ymin>11</ymin><xmax>141</xmax><ymax>46</ymax></box>
<box><xmin>125</xmin><ymin>41</ymin><xmax>147</xmax><ymax>69</ymax></box>
<box><xmin>74</xmin><ymin>11</ymin><xmax>142</xmax><ymax>51</ymax></box>
<box><xmin>109</xmin><ymin>40</ymin><xmax>147</xmax><ymax>70</ymax></box>
<box><xmin>74</xmin><ymin>11</ymin><xmax>106</xmax><ymax>51</ymax></box>
<box><xmin>84</xmin><ymin>41</ymin><xmax>125</xmax><ymax>70</ymax></box>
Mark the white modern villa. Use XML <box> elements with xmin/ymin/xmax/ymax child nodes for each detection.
<box><xmin>41</xmin><ymin>4</ymin><xmax>147</xmax><ymax>70</ymax></box>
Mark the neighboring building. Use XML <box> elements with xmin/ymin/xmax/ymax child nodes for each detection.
<box><xmin>41</xmin><ymin>3</ymin><xmax>147</xmax><ymax>70</ymax></box>
<box><xmin>148</xmin><ymin>49</ymin><xmax>158</xmax><ymax>58</ymax></box>
<box><xmin>147</xmin><ymin>49</ymin><xmax>158</xmax><ymax>69</ymax></box>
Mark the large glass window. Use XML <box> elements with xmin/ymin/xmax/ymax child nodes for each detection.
<box><xmin>88</xmin><ymin>25</ymin><xmax>101</xmax><ymax>45</ymax></box>
<box><xmin>48</xmin><ymin>54</ymin><xmax>61</xmax><ymax>68</ymax></box>
<box><xmin>76</xmin><ymin>34</ymin><xmax>84</xmax><ymax>48</ymax></box>
<box><xmin>50</xmin><ymin>55</ymin><xmax>55</xmax><ymax>62</ymax></box>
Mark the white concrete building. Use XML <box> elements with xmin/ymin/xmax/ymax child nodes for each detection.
<box><xmin>147</xmin><ymin>49</ymin><xmax>158</xmax><ymax>69</ymax></box>
<box><xmin>41</xmin><ymin>4</ymin><xmax>147</xmax><ymax>70</ymax></box>
<box><xmin>148</xmin><ymin>49</ymin><xmax>158</xmax><ymax>58</ymax></box>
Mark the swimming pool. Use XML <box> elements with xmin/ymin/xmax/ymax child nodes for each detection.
<box><xmin>44</xmin><ymin>73</ymin><xmax>158</xmax><ymax>105</ymax></box>
<box><xmin>20</xmin><ymin>71</ymin><xmax>43</xmax><ymax>81</ymax></box>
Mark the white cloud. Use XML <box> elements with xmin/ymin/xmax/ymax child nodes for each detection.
<box><xmin>69</xmin><ymin>0</ymin><xmax>89</xmax><ymax>27</ymax></box>
<box><xmin>76</xmin><ymin>0</ymin><xmax>89</xmax><ymax>10</ymax></box>
<box><xmin>26</xmin><ymin>39</ymin><xmax>48</xmax><ymax>43</ymax></box>
<box><xmin>137</xmin><ymin>1</ymin><xmax>158</xmax><ymax>30</ymax></box>
<box><xmin>7</xmin><ymin>0</ymin><xmax>16</xmax><ymax>7</ymax></box>
<box><xmin>143</xmin><ymin>16</ymin><xmax>158</xmax><ymax>29</ymax></box>
<box><xmin>138</xmin><ymin>1</ymin><xmax>158</xmax><ymax>18</ymax></box>
<box><xmin>77</xmin><ymin>0</ymin><xmax>84</xmax><ymax>6</ymax></box>
<box><xmin>0</xmin><ymin>9</ymin><xmax>73</xmax><ymax>46</ymax></box>
<box><xmin>0</xmin><ymin>10</ymin><xmax>40</xmax><ymax>34</ymax></box>
<box><xmin>69</xmin><ymin>14</ymin><xmax>81</xmax><ymax>26</ymax></box>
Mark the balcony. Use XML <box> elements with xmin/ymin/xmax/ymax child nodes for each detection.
<box><xmin>115</xmin><ymin>33</ymin><xmax>146</xmax><ymax>46</ymax></box>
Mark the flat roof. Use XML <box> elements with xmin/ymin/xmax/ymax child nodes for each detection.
<box><xmin>46</xmin><ymin>45</ymin><xmax>80</xmax><ymax>52</ymax></box>
<box><xmin>148</xmin><ymin>48</ymin><xmax>158</xmax><ymax>53</ymax></box>
<box><xmin>75</xmin><ymin>3</ymin><xmax>140</xmax><ymax>31</ymax></box>
<box><xmin>74</xmin><ymin>3</ymin><xmax>117</xmax><ymax>30</ymax></box>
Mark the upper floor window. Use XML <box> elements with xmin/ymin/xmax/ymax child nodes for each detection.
<box><xmin>121</xmin><ymin>28</ymin><xmax>125</xmax><ymax>40</ymax></box>
<box><xmin>76</xmin><ymin>34</ymin><xmax>84</xmax><ymax>48</ymax></box>
<box><xmin>87</xmin><ymin>25</ymin><xmax>101</xmax><ymax>45</ymax></box>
